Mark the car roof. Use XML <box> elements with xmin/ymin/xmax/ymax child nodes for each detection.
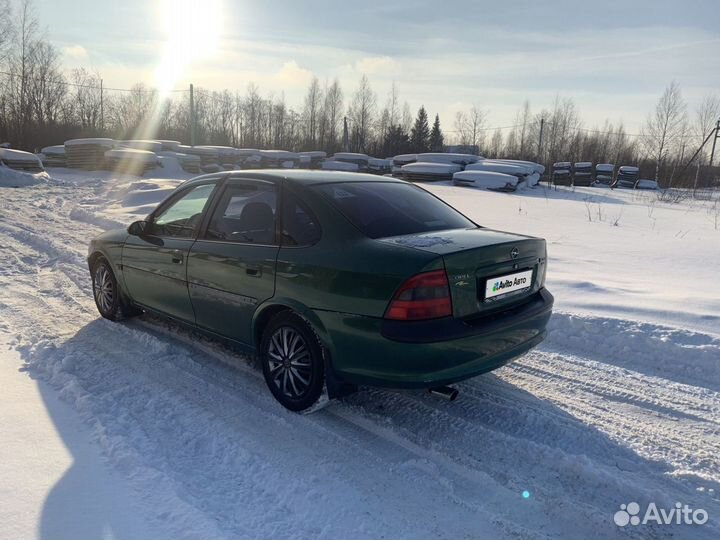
<box><xmin>183</xmin><ymin>169</ymin><xmax>406</xmax><ymax>188</ymax></box>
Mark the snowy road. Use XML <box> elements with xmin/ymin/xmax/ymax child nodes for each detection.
<box><xmin>1</xmin><ymin>176</ymin><xmax>719</xmax><ymax>539</ymax></box>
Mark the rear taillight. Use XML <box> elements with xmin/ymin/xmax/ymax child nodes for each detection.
<box><xmin>385</xmin><ymin>269</ymin><xmax>453</xmax><ymax>321</ymax></box>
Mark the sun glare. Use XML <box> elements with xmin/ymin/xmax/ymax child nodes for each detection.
<box><xmin>155</xmin><ymin>0</ymin><xmax>223</xmax><ymax>95</ymax></box>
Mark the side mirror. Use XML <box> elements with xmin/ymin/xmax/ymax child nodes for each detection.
<box><xmin>127</xmin><ymin>220</ymin><xmax>148</xmax><ymax>236</ymax></box>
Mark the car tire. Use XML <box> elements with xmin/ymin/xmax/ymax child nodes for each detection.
<box><xmin>260</xmin><ymin>311</ymin><xmax>325</xmax><ymax>412</ymax></box>
<box><xmin>91</xmin><ymin>257</ymin><xmax>141</xmax><ymax>321</ymax></box>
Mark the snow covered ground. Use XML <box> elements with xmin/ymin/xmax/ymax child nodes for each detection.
<box><xmin>1</xmin><ymin>167</ymin><xmax>719</xmax><ymax>540</ymax></box>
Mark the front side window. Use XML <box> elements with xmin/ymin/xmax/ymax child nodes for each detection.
<box><xmin>281</xmin><ymin>190</ymin><xmax>321</xmax><ymax>246</ymax></box>
<box><xmin>313</xmin><ymin>182</ymin><xmax>476</xmax><ymax>239</ymax></box>
<box><xmin>205</xmin><ymin>182</ymin><xmax>277</xmax><ymax>244</ymax></box>
<box><xmin>151</xmin><ymin>183</ymin><xmax>216</xmax><ymax>238</ymax></box>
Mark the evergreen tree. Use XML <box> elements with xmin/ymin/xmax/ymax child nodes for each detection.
<box><xmin>383</xmin><ymin>124</ymin><xmax>412</xmax><ymax>156</ymax></box>
<box><xmin>410</xmin><ymin>106</ymin><xmax>430</xmax><ymax>153</ymax></box>
<box><xmin>429</xmin><ymin>114</ymin><xmax>444</xmax><ymax>151</ymax></box>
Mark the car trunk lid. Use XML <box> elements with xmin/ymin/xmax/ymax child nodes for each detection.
<box><xmin>379</xmin><ymin>228</ymin><xmax>547</xmax><ymax>318</ymax></box>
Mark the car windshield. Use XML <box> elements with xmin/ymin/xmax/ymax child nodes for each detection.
<box><xmin>313</xmin><ymin>182</ymin><xmax>476</xmax><ymax>239</ymax></box>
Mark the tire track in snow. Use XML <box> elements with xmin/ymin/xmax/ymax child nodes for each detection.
<box><xmin>507</xmin><ymin>353</ymin><xmax>720</xmax><ymax>490</ymax></box>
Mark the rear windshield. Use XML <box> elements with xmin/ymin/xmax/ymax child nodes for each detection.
<box><xmin>313</xmin><ymin>182</ymin><xmax>476</xmax><ymax>239</ymax></box>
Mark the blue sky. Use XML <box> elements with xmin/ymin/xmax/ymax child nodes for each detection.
<box><xmin>37</xmin><ymin>0</ymin><xmax>720</xmax><ymax>131</ymax></box>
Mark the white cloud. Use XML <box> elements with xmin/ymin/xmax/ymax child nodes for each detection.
<box><xmin>62</xmin><ymin>44</ymin><xmax>89</xmax><ymax>61</ymax></box>
<box><xmin>353</xmin><ymin>56</ymin><xmax>398</xmax><ymax>75</ymax></box>
<box><xmin>271</xmin><ymin>61</ymin><xmax>314</xmax><ymax>87</ymax></box>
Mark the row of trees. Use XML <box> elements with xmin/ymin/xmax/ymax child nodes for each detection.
<box><xmin>1</xmin><ymin>0</ymin><xmax>718</xmax><ymax>187</ymax></box>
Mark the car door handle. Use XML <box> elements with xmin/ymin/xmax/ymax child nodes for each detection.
<box><xmin>171</xmin><ymin>250</ymin><xmax>184</xmax><ymax>264</ymax></box>
<box><xmin>246</xmin><ymin>264</ymin><xmax>261</xmax><ymax>277</ymax></box>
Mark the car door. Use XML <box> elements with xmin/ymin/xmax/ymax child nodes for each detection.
<box><xmin>187</xmin><ymin>178</ymin><xmax>280</xmax><ymax>344</ymax></box>
<box><xmin>122</xmin><ymin>180</ymin><xmax>219</xmax><ymax>322</ymax></box>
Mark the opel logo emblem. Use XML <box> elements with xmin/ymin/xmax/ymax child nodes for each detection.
<box><xmin>511</xmin><ymin>247</ymin><xmax>519</xmax><ymax>259</ymax></box>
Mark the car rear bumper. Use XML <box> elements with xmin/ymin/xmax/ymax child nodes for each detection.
<box><xmin>316</xmin><ymin>288</ymin><xmax>553</xmax><ymax>389</ymax></box>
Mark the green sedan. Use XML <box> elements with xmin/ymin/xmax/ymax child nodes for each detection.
<box><xmin>88</xmin><ymin>170</ymin><xmax>553</xmax><ymax>411</ymax></box>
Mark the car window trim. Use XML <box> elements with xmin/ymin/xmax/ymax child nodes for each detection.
<box><xmin>197</xmin><ymin>177</ymin><xmax>280</xmax><ymax>246</ymax></box>
<box><xmin>146</xmin><ymin>177</ymin><xmax>225</xmax><ymax>240</ymax></box>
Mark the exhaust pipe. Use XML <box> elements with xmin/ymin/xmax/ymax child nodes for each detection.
<box><xmin>428</xmin><ymin>386</ymin><xmax>459</xmax><ymax>401</ymax></box>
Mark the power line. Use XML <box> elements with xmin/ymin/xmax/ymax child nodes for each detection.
<box><xmin>0</xmin><ymin>69</ymin><xmax>189</xmax><ymax>93</ymax></box>
<box><xmin>542</xmin><ymin>121</ymin><xmax>698</xmax><ymax>140</ymax></box>
<box><xmin>444</xmin><ymin>123</ymin><xmax>523</xmax><ymax>134</ymax></box>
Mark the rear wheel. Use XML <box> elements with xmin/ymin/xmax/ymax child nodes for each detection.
<box><xmin>91</xmin><ymin>257</ymin><xmax>141</xmax><ymax>321</ymax></box>
<box><xmin>260</xmin><ymin>312</ymin><xmax>325</xmax><ymax>412</ymax></box>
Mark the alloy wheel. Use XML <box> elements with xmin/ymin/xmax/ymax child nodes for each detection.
<box><xmin>266</xmin><ymin>326</ymin><xmax>313</xmax><ymax>398</ymax></box>
<box><xmin>93</xmin><ymin>264</ymin><xmax>114</xmax><ymax>314</ymax></box>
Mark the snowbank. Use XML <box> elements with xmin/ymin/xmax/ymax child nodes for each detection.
<box><xmin>0</xmin><ymin>164</ymin><xmax>50</xmax><ymax>187</ymax></box>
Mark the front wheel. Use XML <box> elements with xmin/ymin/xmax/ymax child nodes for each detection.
<box><xmin>260</xmin><ymin>312</ymin><xmax>325</xmax><ymax>412</ymax></box>
<box><xmin>91</xmin><ymin>258</ymin><xmax>141</xmax><ymax>321</ymax></box>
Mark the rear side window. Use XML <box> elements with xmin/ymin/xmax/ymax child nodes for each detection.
<box><xmin>313</xmin><ymin>182</ymin><xmax>475</xmax><ymax>239</ymax></box>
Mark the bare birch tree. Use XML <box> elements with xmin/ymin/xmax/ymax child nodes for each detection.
<box><xmin>348</xmin><ymin>74</ymin><xmax>376</xmax><ymax>153</ymax></box>
<box><xmin>642</xmin><ymin>81</ymin><xmax>687</xmax><ymax>182</ymax></box>
<box><xmin>454</xmin><ymin>106</ymin><xmax>487</xmax><ymax>151</ymax></box>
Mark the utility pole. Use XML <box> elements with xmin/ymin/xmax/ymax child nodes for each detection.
<box><xmin>100</xmin><ymin>79</ymin><xmax>104</xmax><ymax>133</ymax></box>
<box><xmin>709</xmin><ymin>119</ymin><xmax>720</xmax><ymax>169</ymax></box>
<box><xmin>677</xmin><ymin>120</ymin><xmax>720</xmax><ymax>188</ymax></box>
<box><xmin>537</xmin><ymin>117</ymin><xmax>545</xmax><ymax>161</ymax></box>
<box><xmin>189</xmin><ymin>83</ymin><xmax>196</xmax><ymax>146</ymax></box>
<box><xmin>342</xmin><ymin>116</ymin><xmax>349</xmax><ymax>152</ymax></box>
